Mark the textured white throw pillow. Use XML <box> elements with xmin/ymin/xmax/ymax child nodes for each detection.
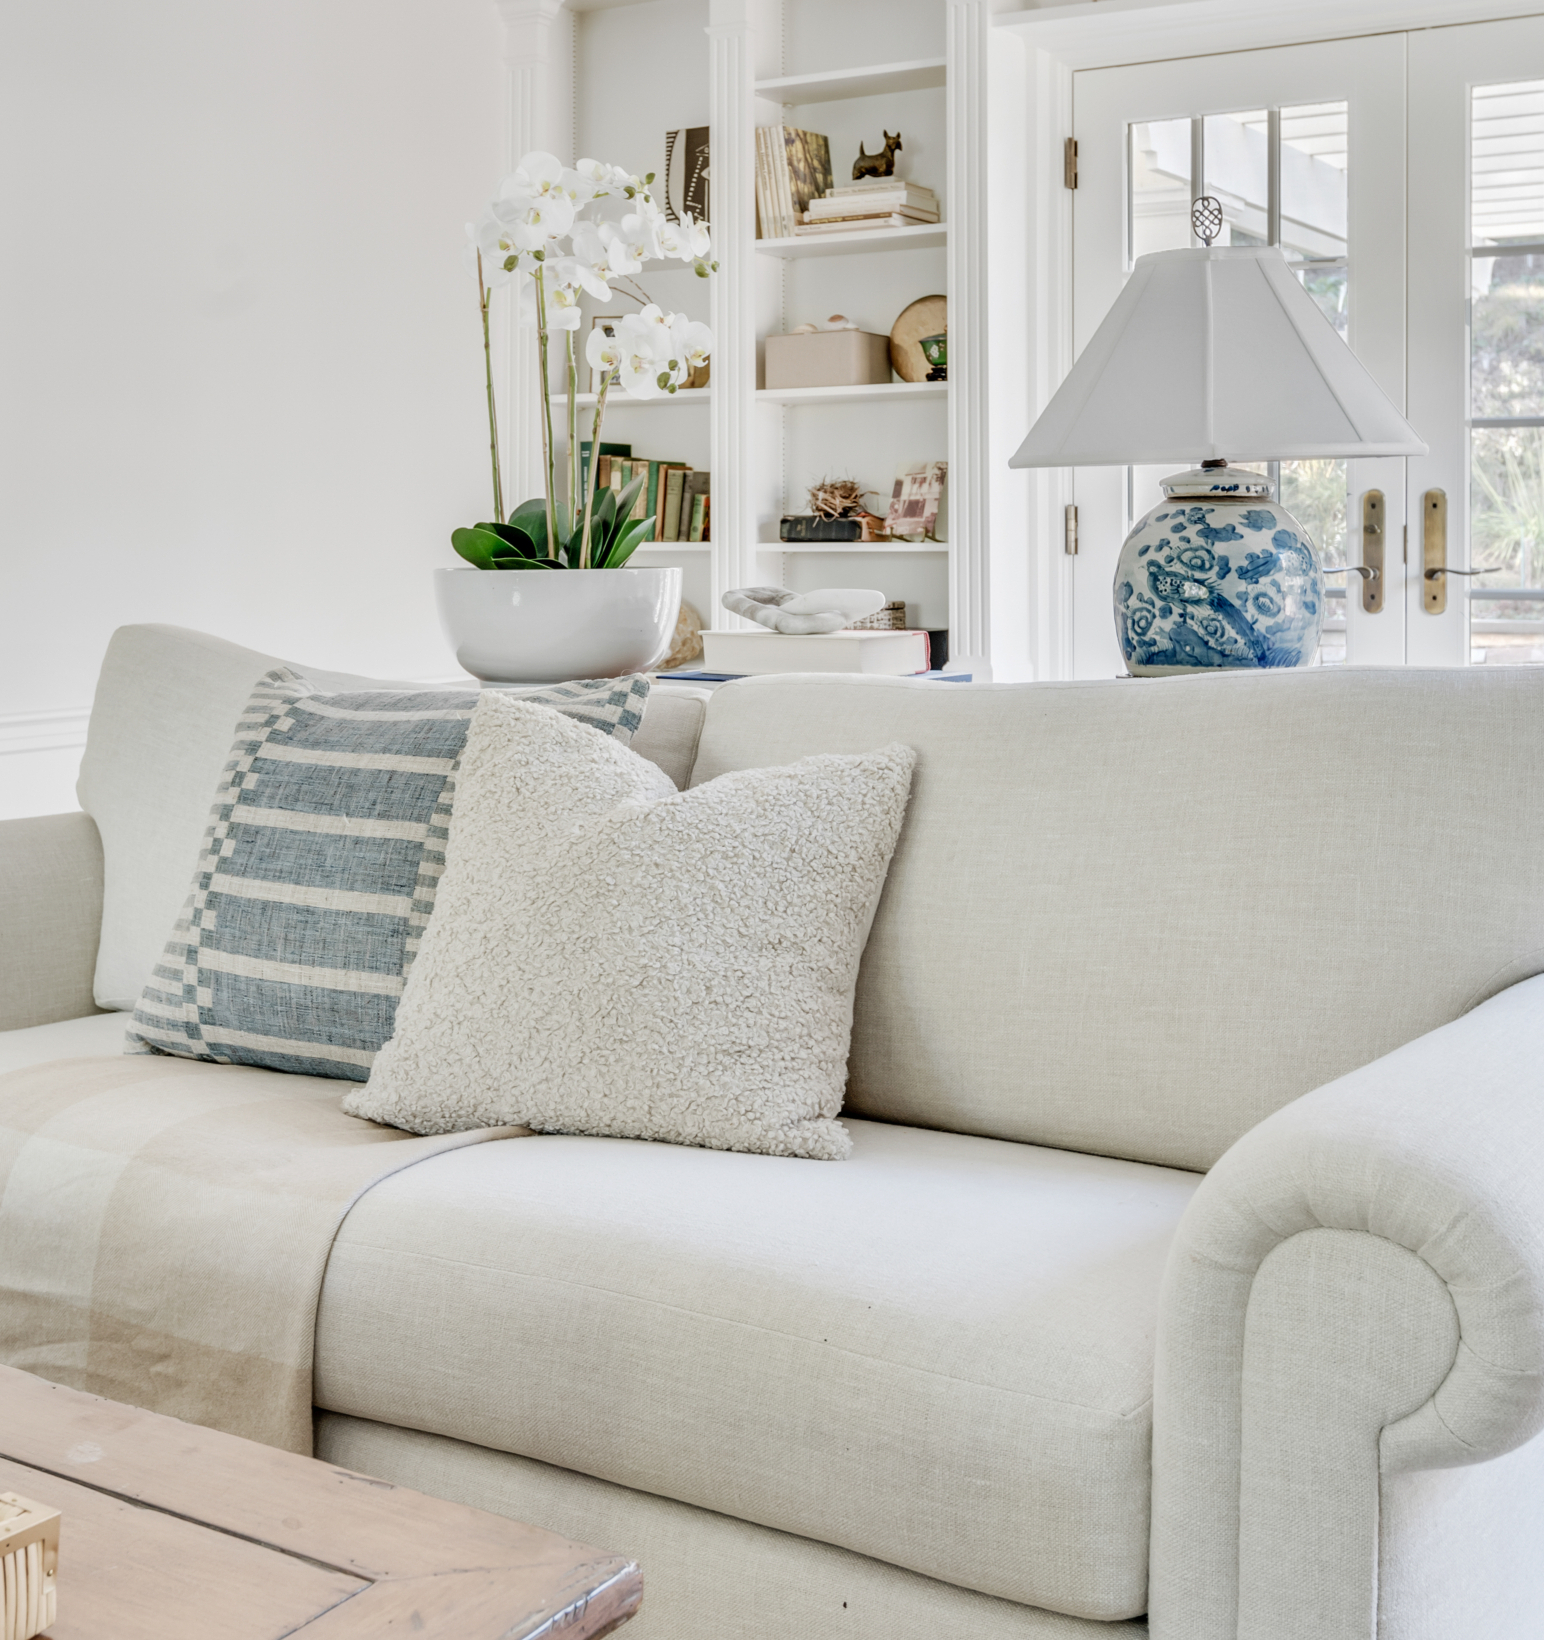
<box><xmin>344</xmin><ymin>694</ymin><xmax>915</xmax><ymax>1160</ymax></box>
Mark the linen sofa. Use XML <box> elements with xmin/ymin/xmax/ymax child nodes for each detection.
<box><xmin>5</xmin><ymin>622</ymin><xmax>1544</xmax><ymax>1640</ymax></box>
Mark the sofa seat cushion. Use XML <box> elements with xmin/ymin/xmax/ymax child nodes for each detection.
<box><xmin>0</xmin><ymin>1011</ymin><xmax>126</xmax><ymax>1074</ymax></box>
<box><xmin>314</xmin><ymin>1118</ymin><xmax>1200</xmax><ymax>1619</ymax></box>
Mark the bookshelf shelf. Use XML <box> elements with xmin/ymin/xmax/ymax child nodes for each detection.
<box><xmin>755</xmin><ymin>223</ymin><xmax>947</xmax><ymax>259</ymax></box>
<box><xmin>762</xmin><ymin>540</ymin><xmax>948</xmax><ymax>554</ymax></box>
<box><xmin>553</xmin><ymin>389</ymin><xmax>711</xmax><ymax>411</ymax></box>
<box><xmin>633</xmin><ymin>543</ymin><xmax>711</xmax><ymax>553</ymax></box>
<box><xmin>756</xmin><ymin>381</ymin><xmax>947</xmax><ymax>407</ymax></box>
<box><xmin>755</xmin><ymin>56</ymin><xmax>947</xmax><ymax>105</ymax></box>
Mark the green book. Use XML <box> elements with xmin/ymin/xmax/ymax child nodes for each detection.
<box><xmin>644</xmin><ymin>459</ymin><xmax>683</xmax><ymax>523</ymax></box>
<box><xmin>688</xmin><ymin>493</ymin><xmax>707</xmax><ymax>543</ymax></box>
<box><xmin>662</xmin><ymin>467</ymin><xmax>688</xmax><ymax>541</ymax></box>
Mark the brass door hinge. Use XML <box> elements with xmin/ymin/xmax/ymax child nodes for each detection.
<box><xmin>1064</xmin><ymin>503</ymin><xmax>1079</xmax><ymax>555</ymax></box>
<box><xmin>1064</xmin><ymin>138</ymin><xmax>1079</xmax><ymax>190</ymax></box>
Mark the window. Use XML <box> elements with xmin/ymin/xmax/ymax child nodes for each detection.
<box><xmin>1470</xmin><ymin>80</ymin><xmax>1544</xmax><ymax>663</ymax></box>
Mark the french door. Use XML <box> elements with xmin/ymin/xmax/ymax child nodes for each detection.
<box><xmin>1409</xmin><ymin>16</ymin><xmax>1544</xmax><ymax>666</ymax></box>
<box><xmin>1069</xmin><ymin>16</ymin><xmax>1544</xmax><ymax>677</ymax></box>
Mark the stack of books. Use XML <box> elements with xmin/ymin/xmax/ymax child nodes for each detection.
<box><xmin>796</xmin><ymin>178</ymin><xmax>940</xmax><ymax>237</ymax></box>
<box><xmin>754</xmin><ymin>126</ymin><xmax>834</xmax><ymax>240</ymax></box>
<box><xmin>593</xmin><ymin>452</ymin><xmax>711</xmax><ymax>544</ymax></box>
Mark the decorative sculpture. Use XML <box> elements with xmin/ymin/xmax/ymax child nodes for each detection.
<box><xmin>722</xmin><ymin>586</ymin><xmax>885</xmax><ymax>635</ymax></box>
<box><xmin>852</xmin><ymin>132</ymin><xmax>902</xmax><ymax>181</ymax></box>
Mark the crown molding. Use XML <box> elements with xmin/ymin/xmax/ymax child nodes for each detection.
<box><xmin>994</xmin><ymin>0</ymin><xmax>1544</xmax><ymax>67</ymax></box>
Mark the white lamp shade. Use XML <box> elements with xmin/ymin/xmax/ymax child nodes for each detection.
<box><xmin>1009</xmin><ymin>245</ymin><xmax>1428</xmax><ymax>468</ymax></box>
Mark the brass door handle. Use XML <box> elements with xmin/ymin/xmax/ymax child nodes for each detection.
<box><xmin>1358</xmin><ymin>491</ymin><xmax>1385</xmax><ymax>613</ymax></box>
<box><xmin>1425</xmin><ymin>565</ymin><xmax>1501</xmax><ymax>580</ymax></box>
<box><xmin>1325</xmin><ymin>565</ymin><xmax>1380</xmax><ymax>581</ymax></box>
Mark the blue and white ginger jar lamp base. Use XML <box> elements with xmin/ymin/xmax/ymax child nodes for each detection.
<box><xmin>1113</xmin><ymin>464</ymin><xmax>1324</xmax><ymax>677</ymax></box>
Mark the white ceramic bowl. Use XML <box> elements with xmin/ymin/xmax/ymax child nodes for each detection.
<box><xmin>435</xmin><ymin>566</ymin><xmax>683</xmax><ymax>684</ymax></box>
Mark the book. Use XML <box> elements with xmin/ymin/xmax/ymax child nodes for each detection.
<box><xmin>663</xmin><ymin>127</ymin><xmax>709</xmax><ymax>224</ymax></box>
<box><xmin>643</xmin><ymin>459</ymin><xmax>684</xmax><ymax>524</ymax></box>
<box><xmin>755</xmin><ymin>125</ymin><xmax>831</xmax><ymax>238</ymax></box>
<box><xmin>654</xmin><ymin>463</ymin><xmax>689</xmax><ymax>539</ymax></box>
<box><xmin>682</xmin><ymin>470</ymin><xmax>710</xmax><ymax>539</ymax></box>
<box><xmin>826</xmin><ymin>177</ymin><xmax>938</xmax><ymax>200</ymax></box>
<box><xmin>800</xmin><ymin>205</ymin><xmax>931</xmax><ymax>224</ymax></box>
<box><xmin>688</xmin><ymin>493</ymin><xmax>707</xmax><ymax>542</ymax></box>
<box><xmin>793</xmin><ymin>215</ymin><xmax>934</xmax><ymax>236</ymax></box>
<box><xmin>779</xmin><ymin>514</ymin><xmax>887</xmax><ymax>543</ymax></box>
<box><xmin>580</xmin><ymin>441</ymin><xmax>630</xmax><ymax>498</ymax></box>
<box><xmin>700</xmin><ymin>629</ymin><xmax>931</xmax><ymax>676</ymax></box>
<box><xmin>662</xmin><ymin>467</ymin><xmax>689</xmax><ymax>541</ymax></box>
<box><xmin>808</xmin><ymin>186</ymin><xmax>937</xmax><ymax>216</ymax></box>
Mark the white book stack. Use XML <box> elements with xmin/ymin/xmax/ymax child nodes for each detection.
<box><xmin>701</xmin><ymin>629</ymin><xmax>931</xmax><ymax>676</ymax></box>
<box><xmin>797</xmin><ymin>178</ymin><xmax>940</xmax><ymax>235</ymax></box>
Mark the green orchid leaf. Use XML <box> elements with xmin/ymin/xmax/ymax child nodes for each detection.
<box><xmin>612</xmin><ymin>474</ymin><xmax>647</xmax><ymax>531</ymax></box>
<box><xmin>452</xmin><ymin>526</ymin><xmax>513</xmax><ymax>570</ymax></box>
<box><xmin>601</xmin><ymin>514</ymin><xmax>656</xmax><ymax>569</ymax></box>
<box><xmin>506</xmin><ymin>499</ymin><xmax>551</xmax><ymax>557</ymax></box>
<box><xmin>477</xmin><ymin>520</ymin><xmax>542</xmax><ymax>558</ymax></box>
<box><xmin>493</xmin><ymin>553</ymin><xmax>564</xmax><ymax>569</ymax></box>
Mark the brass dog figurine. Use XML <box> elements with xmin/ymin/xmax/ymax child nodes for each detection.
<box><xmin>852</xmin><ymin>131</ymin><xmax>902</xmax><ymax>180</ymax></box>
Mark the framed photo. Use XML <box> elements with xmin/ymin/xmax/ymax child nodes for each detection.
<box><xmin>589</xmin><ymin>315</ymin><xmax>625</xmax><ymax>393</ymax></box>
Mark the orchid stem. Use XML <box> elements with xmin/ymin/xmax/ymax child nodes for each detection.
<box><xmin>566</xmin><ymin>330</ymin><xmax>579</xmax><ymax>544</ymax></box>
<box><xmin>532</xmin><ymin>267</ymin><xmax>558</xmax><ymax>558</ymax></box>
<box><xmin>477</xmin><ymin>253</ymin><xmax>504</xmax><ymax>522</ymax></box>
<box><xmin>581</xmin><ymin>368</ymin><xmax>615</xmax><ymax>571</ymax></box>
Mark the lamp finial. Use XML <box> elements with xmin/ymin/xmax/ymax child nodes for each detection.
<box><xmin>1191</xmin><ymin>196</ymin><xmax>1223</xmax><ymax>246</ymax></box>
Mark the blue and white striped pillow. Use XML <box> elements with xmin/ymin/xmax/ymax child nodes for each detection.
<box><xmin>127</xmin><ymin>667</ymin><xmax>649</xmax><ymax>1079</ymax></box>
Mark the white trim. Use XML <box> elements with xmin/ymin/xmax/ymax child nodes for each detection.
<box><xmin>0</xmin><ymin>709</ymin><xmax>91</xmax><ymax>759</ymax></box>
<box><xmin>994</xmin><ymin>0</ymin><xmax>1544</xmax><ymax>66</ymax></box>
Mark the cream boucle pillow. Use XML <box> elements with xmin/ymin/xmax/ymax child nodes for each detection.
<box><xmin>343</xmin><ymin>694</ymin><xmax>915</xmax><ymax>1160</ymax></box>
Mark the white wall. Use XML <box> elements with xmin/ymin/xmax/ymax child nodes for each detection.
<box><xmin>0</xmin><ymin>0</ymin><xmax>505</xmax><ymax>817</ymax></box>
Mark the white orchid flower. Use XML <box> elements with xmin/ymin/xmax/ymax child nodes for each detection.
<box><xmin>505</xmin><ymin>193</ymin><xmax>576</xmax><ymax>252</ymax></box>
<box><xmin>670</xmin><ymin>314</ymin><xmax>713</xmax><ymax>373</ymax></box>
<box><xmin>616</xmin><ymin>209</ymin><xmax>664</xmax><ymax>265</ymax></box>
<box><xmin>467</xmin><ymin>215</ymin><xmax>530</xmax><ymax>285</ymax></box>
<box><xmin>543</xmin><ymin>260</ymin><xmax>587</xmax><ymax>330</ymax></box>
<box><xmin>512</xmin><ymin>151</ymin><xmax>566</xmax><ymax>196</ymax></box>
<box><xmin>680</xmin><ymin>213</ymin><xmax>712</xmax><ymax>258</ymax></box>
<box><xmin>616</xmin><ymin>307</ymin><xmax>693</xmax><ymax>396</ymax></box>
<box><xmin>596</xmin><ymin>219</ymin><xmax>644</xmax><ymax>277</ymax></box>
<box><xmin>586</xmin><ymin>321</ymin><xmax>624</xmax><ymax>381</ymax></box>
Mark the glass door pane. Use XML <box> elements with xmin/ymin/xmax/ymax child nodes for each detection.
<box><xmin>1470</xmin><ymin>80</ymin><xmax>1544</xmax><ymax>664</ymax></box>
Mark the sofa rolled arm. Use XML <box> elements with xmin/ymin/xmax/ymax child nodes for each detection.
<box><xmin>0</xmin><ymin>812</ymin><xmax>105</xmax><ymax>1032</ymax></box>
<box><xmin>1150</xmin><ymin>974</ymin><xmax>1544</xmax><ymax>1640</ymax></box>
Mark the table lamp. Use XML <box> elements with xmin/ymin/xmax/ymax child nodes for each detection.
<box><xmin>1009</xmin><ymin>200</ymin><xmax>1427</xmax><ymax>675</ymax></box>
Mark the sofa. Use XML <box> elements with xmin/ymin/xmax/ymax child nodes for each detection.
<box><xmin>4</xmin><ymin>621</ymin><xmax>1544</xmax><ymax>1640</ymax></box>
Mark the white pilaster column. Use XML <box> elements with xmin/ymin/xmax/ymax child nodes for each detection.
<box><xmin>708</xmin><ymin>0</ymin><xmax>759</xmax><ymax>621</ymax></box>
<box><xmin>946</xmin><ymin>0</ymin><xmax>993</xmax><ymax>676</ymax></box>
<box><xmin>497</xmin><ymin>0</ymin><xmax>570</xmax><ymax>511</ymax></box>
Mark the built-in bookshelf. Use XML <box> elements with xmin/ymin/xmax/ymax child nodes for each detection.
<box><xmin>504</xmin><ymin>0</ymin><xmax>1023</xmax><ymax>675</ymax></box>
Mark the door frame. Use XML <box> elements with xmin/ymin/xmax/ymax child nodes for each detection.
<box><xmin>993</xmin><ymin>0</ymin><xmax>1544</xmax><ymax>681</ymax></box>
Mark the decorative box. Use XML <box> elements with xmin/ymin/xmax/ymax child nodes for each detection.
<box><xmin>764</xmin><ymin>329</ymin><xmax>892</xmax><ymax>390</ymax></box>
<box><xmin>0</xmin><ymin>1492</ymin><xmax>59</xmax><ymax>1640</ymax></box>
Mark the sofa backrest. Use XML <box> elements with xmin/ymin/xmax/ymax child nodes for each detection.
<box><xmin>79</xmin><ymin>625</ymin><xmax>707</xmax><ymax>1012</ymax></box>
<box><xmin>690</xmin><ymin>669</ymin><xmax>1544</xmax><ymax>1172</ymax></box>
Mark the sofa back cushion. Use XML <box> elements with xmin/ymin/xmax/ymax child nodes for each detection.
<box><xmin>79</xmin><ymin>625</ymin><xmax>708</xmax><ymax>1013</ymax></box>
<box><xmin>690</xmin><ymin>669</ymin><xmax>1544</xmax><ymax>1171</ymax></box>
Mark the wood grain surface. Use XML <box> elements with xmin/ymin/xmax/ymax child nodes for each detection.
<box><xmin>0</xmin><ymin>1367</ymin><xmax>641</xmax><ymax>1638</ymax></box>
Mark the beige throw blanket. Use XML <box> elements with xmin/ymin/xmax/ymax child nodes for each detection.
<box><xmin>0</xmin><ymin>1055</ymin><xmax>523</xmax><ymax>1453</ymax></box>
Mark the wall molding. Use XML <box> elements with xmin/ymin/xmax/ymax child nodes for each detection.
<box><xmin>0</xmin><ymin>708</ymin><xmax>91</xmax><ymax>759</ymax></box>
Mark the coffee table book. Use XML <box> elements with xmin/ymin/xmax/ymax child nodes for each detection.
<box><xmin>701</xmin><ymin>628</ymin><xmax>930</xmax><ymax>675</ymax></box>
<box><xmin>0</xmin><ymin>1366</ymin><xmax>640</xmax><ymax>1638</ymax></box>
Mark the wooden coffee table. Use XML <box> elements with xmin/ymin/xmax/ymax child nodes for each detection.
<box><xmin>0</xmin><ymin>1366</ymin><xmax>640</xmax><ymax>1638</ymax></box>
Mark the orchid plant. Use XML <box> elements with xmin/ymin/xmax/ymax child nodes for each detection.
<box><xmin>453</xmin><ymin>151</ymin><xmax>716</xmax><ymax>573</ymax></box>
